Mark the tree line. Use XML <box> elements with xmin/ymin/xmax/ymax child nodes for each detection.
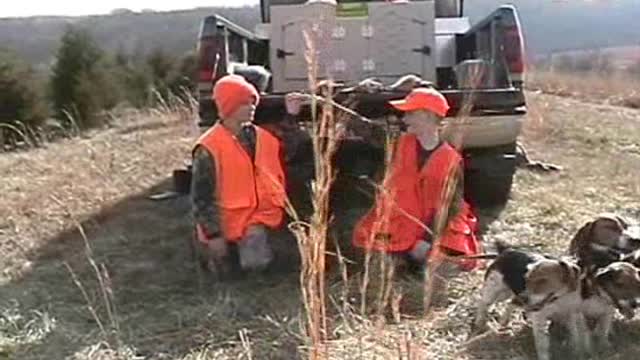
<box><xmin>0</xmin><ymin>25</ymin><xmax>196</xmax><ymax>148</ymax></box>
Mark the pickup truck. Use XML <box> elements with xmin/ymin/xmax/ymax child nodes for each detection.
<box><xmin>192</xmin><ymin>0</ymin><xmax>527</xmax><ymax>213</ymax></box>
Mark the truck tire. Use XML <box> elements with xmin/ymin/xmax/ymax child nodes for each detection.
<box><xmin>463</xmin><ymin>143</ymin><xmax>517</xmax><ymax>210</ymax></box>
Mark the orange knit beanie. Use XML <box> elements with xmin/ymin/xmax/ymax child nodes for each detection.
<box><xmin>212</xmin><ymin>74</ymin><xmax>260</xmax><ymax>118</ymax></box>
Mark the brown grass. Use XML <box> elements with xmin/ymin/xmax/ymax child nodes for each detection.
<box><xmin>0</xmin><ymin>107</ymin><xmax>194</xmax><ymax>280</ymax></box>
<box><xmin>2</xmin><ymin>69</ymin><xmax>640</xmax><ymax>360</ymax></box>
<box><xmin>527</xmin><ymin>70</ymin><xmax>640</xmax><ymax>109</ymax></box>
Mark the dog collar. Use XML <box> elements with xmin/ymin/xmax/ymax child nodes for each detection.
<box><xmin>527</xmin><ymin>292</ymin><xmax>560</xmax><ymax>312</ymax></box>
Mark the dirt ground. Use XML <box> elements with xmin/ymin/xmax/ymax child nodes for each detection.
<box><xmin>1</xmin><ymin>92</ymin><xmax>639</xmax><ymax>359</ymax></box>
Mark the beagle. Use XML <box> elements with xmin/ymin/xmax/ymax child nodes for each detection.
<box><xmin>472</xmin><ymin>242</ymin><xmax>588</xmax><ymax>360</ymax></box>
<box><xmin>569</xmin><ymin>214</ymin><xmax>640</xmax><ymax>270</ymax></box>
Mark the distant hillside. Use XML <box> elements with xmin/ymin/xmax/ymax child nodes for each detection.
<box><xmin>0</xmin><ymin>6</ymin><xmax>260</xmax><ymax>69</ymax></box>
<box><xmin>1</xmin><ymin>1</ymin><xmax>639</xmax><ymax>69</ymax></box>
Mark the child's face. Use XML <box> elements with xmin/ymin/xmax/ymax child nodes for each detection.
<box><xmin>402</xmin><ymin>110</ymin><xmax>439</xmax><ymax>136</ymax></box>
<box><xmin>226</xmin><ymin>102</ymin><xmax>257</xmax><ymax>124</ymax></box>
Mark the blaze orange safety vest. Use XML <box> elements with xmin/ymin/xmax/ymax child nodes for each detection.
<box><xmin>352</xmin><ymin>134</ymin><xmax>480</xmax><ymax>269</ymax></box>
<box><xmin>195</xmin><ymin>124</ymin><xmax>286</xmax><ymax>241</ymax></box>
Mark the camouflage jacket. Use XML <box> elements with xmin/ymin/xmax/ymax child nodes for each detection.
<box><xmin>191</xmin><ymin>124</ymin><xmax>257</xmax><ymax>238</ymax></box>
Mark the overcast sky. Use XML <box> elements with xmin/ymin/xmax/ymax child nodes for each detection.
<box><xmin>1</xmin><ymin>0</ymin><xmax>259</xmax><ymax>18</ymax></box>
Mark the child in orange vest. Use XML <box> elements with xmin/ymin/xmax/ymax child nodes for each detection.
<box><xmin>191</xmin><ymin>74</ymin><xmax>301</xmax><ymax>279</ymax></box>
<box><xmin>352</xmin><ymin>87</ymin><xmax>481</xmax><ymax>272</ymax></box>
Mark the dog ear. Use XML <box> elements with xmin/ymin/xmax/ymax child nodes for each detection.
<box><xmin>560</xmin><ymin>260</ymin><xmax>580</xmax><ymax>291</ymax></box>
<box><xmin>594</xmin><ymin>264</ymin><xmax>620</xmax><ymax>286</ymax></box>
<box><xmin>614</xmin><ymin>215</ymin><xmax>630</xmax><ymax>230</ymax></box>
<box><xmin>569</xmin><ymin>221</ymin><xmax>595</xmax><ymax>255</ymax></box>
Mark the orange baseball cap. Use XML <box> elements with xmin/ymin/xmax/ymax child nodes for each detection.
<box><xmin>212</xmin><ymin>74</ymin><xmax>260</xmax><ymax>118</ymax></box>
<box><xmin>389</xmin><ymin>87</ymin><xmax>450</xmax><ymax>117</ymax></box>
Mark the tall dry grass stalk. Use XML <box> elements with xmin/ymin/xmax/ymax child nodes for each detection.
<box><xmin>0</xmin><ymin>120</ymin><xmax>53</xmax><ymax>151</ymax></box>
<box><xmin>265</xmin><ymin>11</ymin><xmax>485</xmax><ymax>358</ymax></box>
<box><xmin>301</xmin><ymin>27</ymin><xmax>341</xmax><ymax>358</ymax></box>
<box><xmin>238</xmin><ymin>328</ymin><xmax>254</xmax><ymax>360</ymax></box>
<box><xmin>0</xmin><ymin>123</ymin><xmax>32</xmax><ymax>149</ymax></box>
<box><xmin>51</xmin><ymin>195</ymin><xmax>123</xmax><ymax>351</ymax></box>
<box><xmin>359</xmin><ymin>131</ymin><xmax>397</xmax><ymax>318</ymax></box>
<box><xmin>265</xmin><ymin>22</ymin><xmax>342</xmax><ymax>359</ymax></box>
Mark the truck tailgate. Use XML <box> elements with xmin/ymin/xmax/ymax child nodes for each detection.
<box><xmin>256</xmin><ymin>87</ymin><xmax>526</xmax><ymax>121</ymax></box>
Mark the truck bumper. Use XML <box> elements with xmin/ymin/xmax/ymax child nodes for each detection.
<box><xmin>442</xmin><ymin>109</ymin><xmax>526</xmax><ymax>149</ymax></box>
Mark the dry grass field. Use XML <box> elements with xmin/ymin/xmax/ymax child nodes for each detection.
<box><xmin>1</xmin><ymin>83</ymin><xmax>639</xmax><ymax>359</ymax></box>
<box><xmin>527</xmin><ymin>70</ymin><xmax>640</xmax><ymax>109</ymax></box>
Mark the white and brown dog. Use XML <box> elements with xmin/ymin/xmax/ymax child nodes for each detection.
<box><xmin>578</xmin><ymin>261</ymin><xmax>640</xmax><ymax>350</ymax></box>
<box><xmin>569</xmin><ymin>214</ymin><xmax>640</xmax><ymax>269</ymax></box>
<box><xmin>472</xmin><ymin>242</ymin><xmax>588</xmax><ymax>360</ymax></box>
<box><xmin>567</xmin><ymin>214</ymin><xmax>640</xmax><ymax>345</ymax></box>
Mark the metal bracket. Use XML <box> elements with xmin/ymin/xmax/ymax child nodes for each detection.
<box><xmin>276</xmin><ymin>48</ymin><xmax>295</xmax><ymax>59</ymax></box>
<box><xmin>412</xmin><ymin>45</ymin><xmax>432</xmax><ymax>56</ymax></box>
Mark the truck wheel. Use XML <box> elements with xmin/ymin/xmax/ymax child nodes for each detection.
<box><xmin>463</xmin><ymin>143</ymin><xmax>517</xmax><ymax>210</ymax></box>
